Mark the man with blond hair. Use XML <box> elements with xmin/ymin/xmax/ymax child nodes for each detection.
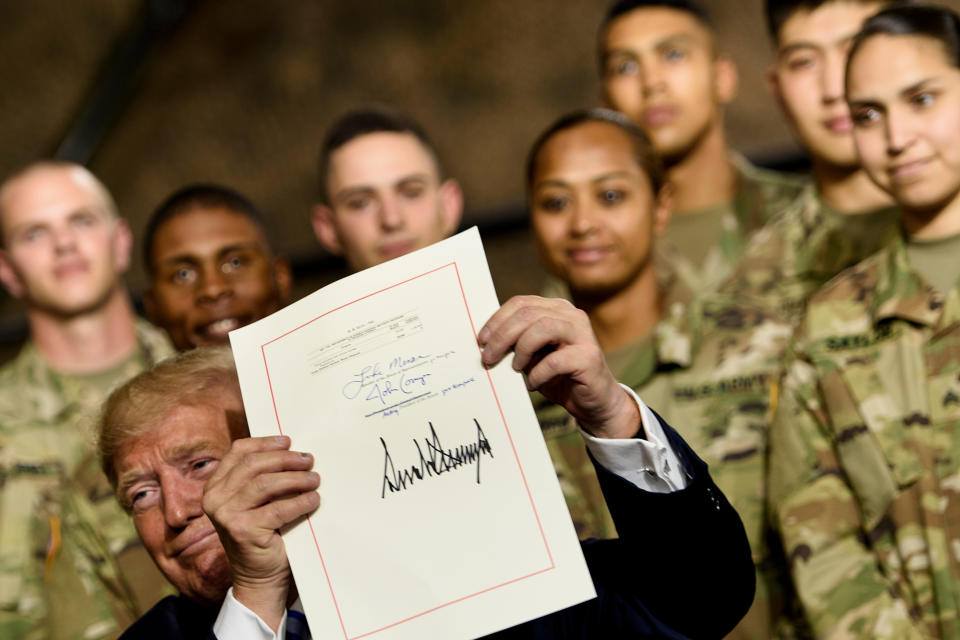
<box><xmin>100</xmin><ymin>299</ymin><xmax>757</xmax><ymax>639</ymax></box>
<box><xmin>0</xmin><ymin>162</ymin><xmax>174</xmax><ymax>638</ymax></box>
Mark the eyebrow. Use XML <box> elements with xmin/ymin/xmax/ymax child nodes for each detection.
<box><xmin>116</xmin><ymin>439</ymin><xmax>222</xmax><ymax>495</ymax></box>
<box><xmin>848</xmin><ymin>77</ymin><xmax>942</xmax><ymax>106</ymax></box>
<box><xmin>159</xmin><ymin>242</ymin><xmax>260</xmax><ymax>267</ymax></box>
<box><xmin>535</xmin><ymin>171</ymin><xmax>637</xmax><ymax>189</ymax></box>
<box><xmin>779</xmin><ymin>32</ymin><xmax>858</xmax><ymax>59</ymax></box>
<box><xmin>334</xmin><ymin>173</ymin><xmax>433</xmax><ymax>202</ymax></box>
<box><xmin>605</xmin><ymin>34</ymin><xmax>699</xmax><ymax>59</ymax></box>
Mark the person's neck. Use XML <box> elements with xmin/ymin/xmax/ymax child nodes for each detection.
<box><xmin>571</xmin><ymin>265</ymin><xmax>661</xmax><ymax>353</ymax></box>
<box><xmin>666</xmin><ymin>122</ymin><xmax>737</xmax><ymax>213</ymax></box>
<box><xmin>28</xmin><ymin>287</ymin><xmax>140</xmax><ymax>375</ymax></box>
<box><xmin>905</xmin><ymin>193</ymin><xmax>960</xmax><ymax>241</ymax></box>
<box><xmin>813</xmin><ymin>160</ymin><xmax>893</xmax><ymax>214</ymax></box>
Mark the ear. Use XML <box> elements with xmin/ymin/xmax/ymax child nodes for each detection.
<box><xmin>713</xmin><ymin>54</ymin><xmax>739</xmax><ymax>105</ymax></box>
<box><xmin>0</xmin><ymin>249</ymin><xmax>25</xmax><ymax>299</ymax></box>
<box><xmin>311</xmin><ymin>204</ymin><xmax>343</xmax><ymax>255</ymax></box>
<box><xmin>272</xmin><ymin>256</ymin><xmax>293</xmax><ymax>303</ymax></box>
<box><xmin>112</xmin><ymin>218</ymin><xmax>133</xmax><ymax>275</ymax></box>
<box><xmin>652</xmin><ymin>182</ymin><xmax>674</xmax><ymax>237</ymax></box>
<box><xmin>438</xmin><ymin>178</ymin><xmax>464</xmax><ymax>237</ymax></box>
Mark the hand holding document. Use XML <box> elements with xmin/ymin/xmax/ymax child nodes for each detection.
<box><xmin>229</xmin><ymin>228</ymin><xmax>595</xmax><ymax>640</ymax></box>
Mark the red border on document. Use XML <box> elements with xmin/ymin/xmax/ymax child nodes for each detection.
<box><xmin>259</xmin><ymin>262</ymin><xmax>554</xmax><ymax>639</ymax></box>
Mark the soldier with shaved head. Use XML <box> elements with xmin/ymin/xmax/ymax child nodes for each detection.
<box><xmin>0</xmin><ymin>162</ymin><xmax>173</xmax><ymax>638</ymax></box>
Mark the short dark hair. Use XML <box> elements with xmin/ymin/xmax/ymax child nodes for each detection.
<box><xmin>765</xmin><ymin>0</ymin><xmax>908</xmax><ymax>43</ymax></box>
<box><xmin>525</xmin><ymin>108</ymin><xmax>665</xmax><ymax>195</ymax></box>
<box><xmin>143</xmin><ymin>183</ymin><xmax>270</xmax><ymax>274</ymax></box>
<box><xmin>847</xmin><ymin>4</ymin><xmax>960</xmax><ymax>83</ymax></box>
<box><xmin>604</xmin><ymin>0</ymin><xmax>712</xmax><ymax>28</ymax></box>
<box><xmin>318</xmin><ymin>106</ymin><xmax>442</xmax><ymax>205</ymax></box>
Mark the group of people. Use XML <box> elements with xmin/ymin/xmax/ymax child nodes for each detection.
<box><xmin>3</xmin><ymin>0</ymin><xmax>960</xmax><ymax>638</ymax></box>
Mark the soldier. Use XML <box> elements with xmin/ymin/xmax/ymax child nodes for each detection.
<box><xmin>0</xmin><ymin>162</ymin><xmax>174</xmax><ymax>638</ymax></box>
<box><xmin>527</xmin><ymin>108</ymin><xmax>797</xmax><ymax>639</ymax></box>
<box><xmin>720</xmin><ymin>0</ymin><xmax>904</xmax><ymax>320</ymax></box>
<box><xmin>311</xmin><ymin>107</ymin><xmax>462</xmax><ymax>273</ymax></box>
<box><xmin>143</xmin><ymin>184</ymin><xmax>292</xmax><ymax>350</ymax></box>
<box><xmin>769</xmin><ymin>5</ymin><xmax>960</xmax><ymax>637</ymax></box>
<box><xmin>598</xmin><ymin>0</ymin><xmax>806</xmax><ymax>296</ymax></box>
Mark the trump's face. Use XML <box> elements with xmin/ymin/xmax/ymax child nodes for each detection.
<box><xmin>114</xmin><ymin>397</ymin><xmax>244</xmax><ymax>605</ymax></box>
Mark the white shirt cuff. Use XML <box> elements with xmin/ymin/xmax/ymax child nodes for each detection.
<box><xmin>213</xmin><ymin>587</ymin><xmax>287</xmax><ymax>640</ymax></box>
<box><xmin>580</xmin><ymin>384</ymin><xmax>689</xmax><ymax>493</ymax></box>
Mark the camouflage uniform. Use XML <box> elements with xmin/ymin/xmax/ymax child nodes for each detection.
<box><xmin>661</xmin><ymin>154</ymin><xmax>807</xmax><ymax>297</ymax></box>
<box><xmin>769</xmin><ymin>236</ymin><xmax>960</xmax><ymax>638</ymax></box>
<box><xmin>535</xmin><ymin>294</ymin><xmax>801</xmax><ymax>639</ymax></box>
<box><xmin>721</xmin><ymin>182</ymin><xmax>901</xmax><ymax>322</ymax></box>
<box><xmin>0</xmin><ymin>319</ymin><xmax>174</xmax><ymax>640</ymax></box>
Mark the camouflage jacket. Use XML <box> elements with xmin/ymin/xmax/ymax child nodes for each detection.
<box><xmin>660</xmin><ymin>154</ymin><xmax>807</xmax><ymax>298</ymax></box>
<box><xmin>0</xmin><ymin>319</ymin><xmax>174</xmax><ymax>640</ymax></box>
<box><xmin>769</xmin><ymin>236</ymin><xmax>960</xmax><ymax>638</ymax></box>
<box><xmin>534</xmin><ymin>294</ymin><xmax>797</xmax><ymax>639</ymax></box>
<box><xmin>721</xmin><ymin>182</ymin><xmax>901</xmax><ymax>322</ymax></box>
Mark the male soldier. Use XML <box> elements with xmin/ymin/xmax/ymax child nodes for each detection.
<box><xmin>720</xmin><ymin>0</ymin><xmax>903</xmax><ymax>320</ymax></box>
<box><xmin>0</xmin><ymin>162</ymin><xmax>174</xmax><ymax>638</ymax></box>
<box><xmin>311</xmin><ymin>107</ymin><xmax>462</xmax><ymax>273</ymax></box>
<box><xmin>143</xmin><ymin>184</ymin><xmax>292</xmax><ymax>350</ymax></box>
<box><xmin>527</xmin><ymin>108</ymin><xmax>797</xmax><ymax>639</ymax></box>
<box><xmin>99</xmin><ymin>310</ymin><xmax>755</xmax><ymax>640</ymax></box>
<box><xmin>598</xmin><ymin>0</ymin><xmax>806</xmax><ymax>295</ymax></box>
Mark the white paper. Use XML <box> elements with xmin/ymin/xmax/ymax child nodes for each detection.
<box><xmin>230</xmin><ymin>227</ymin><xmax>595</xmax><ymax>640</ymax></box>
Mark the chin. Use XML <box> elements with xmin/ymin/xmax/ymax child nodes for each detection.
<box><xmin>181</xmin><ymin>554</ymin><xmax>234</xmax><ymax>606</ymax></box>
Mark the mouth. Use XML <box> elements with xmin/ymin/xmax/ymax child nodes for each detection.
<box><xmin>566</xmin><ymin>247</ymin><xmax>612</xmax><ymax>264</ymax></box>
<box><xmin>379</xmin><ymin>239</ymin><xmax>416</xmax><ymax>260</ymax></box>
<box><xmin>823</xmin><ymin>116</ymin><xmax>853</xmax><ymax>134</ymax></box>
<box><xmin>888</xmin><ymin>158</ymin><xmax>932</xmax><ymax>180</ymax></box>
<box><xmin>196</xmin><ymin>316</ymin><xmax>248</xmax><ymax>342</ymax></box>
<box><xmin>54</xmin><ymin>261</ymin><xmax>89</xmax><ymax>278</ymax></box>
<box><xmin>642</xmin><ymin>105</ymin><xmax>677</xmax><ymax>128</ymax></box>
<box><xmin>170</xmin><ymin>527</ymin><xmax>219</xmax><ymax>558</ymax></box>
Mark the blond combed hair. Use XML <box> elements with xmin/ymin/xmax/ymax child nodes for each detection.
<box><xmin>98</xmin><ymin>346</ymin><xmax>241</xmax><ymax>492</ymax></box>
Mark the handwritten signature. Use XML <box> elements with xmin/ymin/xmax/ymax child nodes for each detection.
<box><xmin>341</xmin><ymin>353</ymin><xmax>431</xmax><ymax>401</ymax></box>
<box><xmin>381</xmin><ymin>419</ymin><xmax>493</xmax><ymax>498</ymax></box>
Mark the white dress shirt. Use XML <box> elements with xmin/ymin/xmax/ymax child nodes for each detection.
<box><xmin>213</xmin><ymin>386</ymin><xmax>687</xmax><ymax>639</ymax></box>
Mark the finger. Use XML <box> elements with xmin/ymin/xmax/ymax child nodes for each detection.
<box><xmin>233</xmin><ymin>470</ymin><xmax>321</xmax><ymax>512</ymax></box>
<box><xmin>209</xmin><ymin>436</ymin><xmax>293</xmax><ymax>483</ymax></box>
<box><xmin>480</xmin><ymin>297</ymin><xmax>573</xmax><ymax>366</ymax></box>
<box><xmin>204</xmin><ymin>450</ymin><xmax>314</xmax><ymax>510</ymax></box>
<box><xmin>525</xmin><ymin>343</ymin><xmax>601</xmax><ymax>392</ymax></box>
<box><xmin>225</xmin><ymin>489</ymin><xmax>321</xmax><ymax>534</ymax></box>
<box><xmin>204</xmin><ymin>471</ymin><xmax>321</xmax><ymax>527</ymax></box>
<box><xmin>510</xmin><ymin>313</ymin><xmax>581</xmax><ymax>372</ymax></box>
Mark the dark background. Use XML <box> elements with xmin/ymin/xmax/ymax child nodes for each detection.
<box><xmin>3</xmin><ymin>0</ymin><xmax>951</xmax><ymax>355</ymax></box>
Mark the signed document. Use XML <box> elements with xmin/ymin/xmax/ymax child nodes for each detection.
<box><xmin>230</xmin><ymin>228</ymin><xmax>595</xmax><ymax>640</ymax></box>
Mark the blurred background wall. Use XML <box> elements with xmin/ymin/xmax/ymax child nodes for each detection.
<box><xmin>2</xmin><ymin>0</ymin><xmax>953</xmax><ymax>354</ymax></box>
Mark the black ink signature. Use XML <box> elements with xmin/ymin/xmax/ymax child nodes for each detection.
<box><xmin>381</xmin><ymin>419</ymin><xmax>493</xmax><ymax>498</ymax></box>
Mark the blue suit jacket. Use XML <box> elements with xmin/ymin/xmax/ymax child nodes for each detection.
<box><xmin>121</xmin><ymin>415</ymin><xmax>754</xmax><ymax>639</ymax></box>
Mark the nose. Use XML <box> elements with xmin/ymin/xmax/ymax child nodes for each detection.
<box><xmin>52</xmin><ymin>225</ymin><xmax>77</xmax><ymax>254</ymax></box>
<box><xmin>640</xmin><ymin>57</ymin><xmax>665</xmax><ymax>98</ymax></box>
<box><xmin>161</xmin><ymin>474</ymin><xmax>204</xmax><ymax>530</ymax></box>
<box><xmin>378</xmin><ymin>197</ymin><xmax>404</xmax><ymax>231</ymax></box>
<box><xmin>197</xmin><ymin>262</ymin><xmax>233</xmax><ymax>302</ymax></box>
<box><xmin>569</xmin><ymin>198</ymin><xmax>598</xmax><ymax>237</ymax></box>
<box><xmin>884</xmin><ymin>109</ymin><xmax>915</xmax><ymax>156</ymax></box>
<box><xmin>821</xmin><ymin>52</ymin><xmax>845</xmax><ymax>105</ymax></box>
